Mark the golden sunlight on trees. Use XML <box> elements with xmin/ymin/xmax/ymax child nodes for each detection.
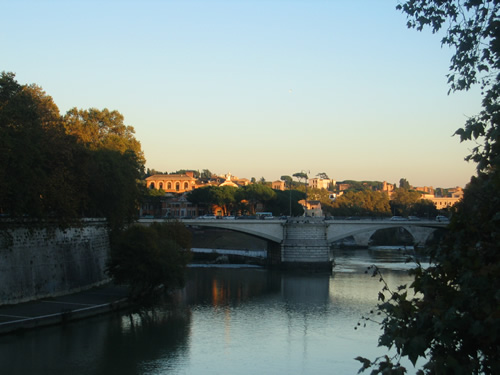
<box><xmin>0</xmin><ymin>72</ymin><xmax>144</xmax><ymax>229</ymax></box>
<box><xmin>64</xmin><ymin>107</ymin><xmax>145</xmax><ymax>165</ymax></box>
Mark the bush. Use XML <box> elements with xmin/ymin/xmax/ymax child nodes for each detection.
<box><xmin>107</xmin><ymin>221</ymin><xmax>192</xmax><ymax>299</ymax></box>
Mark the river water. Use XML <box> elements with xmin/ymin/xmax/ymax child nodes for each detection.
<box><xmin>0</xmin><ymin>248</ymin><xmax>424</xmax><ymax>375</ymax></box>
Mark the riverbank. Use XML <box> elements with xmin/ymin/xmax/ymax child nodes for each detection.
<box><xmin>0</xmin><ymin>284</ymin><xmax>129</xmax><ymax>335</ymax></box>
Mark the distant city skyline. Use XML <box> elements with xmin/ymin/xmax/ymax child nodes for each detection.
<box><xmin>146</xmin><ymin>169</ymin><xmax>463</xmax><ymax>189</ymax></box>
<box><xmin>2</xmin><ymin>0</ymin><xmax>480</xmax><ymax>188</ymax></box>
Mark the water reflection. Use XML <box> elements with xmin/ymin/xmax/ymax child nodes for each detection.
<box><xmin>0</xmin><ymin>249</ymin><xmax>421</xmax><ymax>375</ymax></box>
<box><xmin>0</xmin><ymin>305</ymin><xmax>191</xmax><ymax>375</ymax></box>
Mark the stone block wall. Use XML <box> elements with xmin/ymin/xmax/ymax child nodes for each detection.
<box><xmin>0</xmin><ymin>220</ymin><xmax>110</xmax><ymax>305</ymax></box>
<box><xmin>281</xmin><ymin>218</ymin><xmax>331</xmax><ymax>267</ymax></box>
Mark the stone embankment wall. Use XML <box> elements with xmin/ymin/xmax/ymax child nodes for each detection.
<box><xmin>0</xmin><ymin>219</ymin><xmax>110</xmax><ymax>305</ymax></box>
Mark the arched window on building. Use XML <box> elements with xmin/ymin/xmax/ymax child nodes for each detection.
<box><xmin>176</xmin><ymin>182</ymin><xmax>180</xmax><ymax>191</ymax></box>
<box><xmin>159</xmin><ymin>182</ymin><xmax>163</xmax><ymax>189</ymax></box>
<box><xmin>149</xmin><ymin>182</ymin><xmax>155</xmax><ymax>189</ymax></box>
<box><xmin>167</xmin><ymin>182</ymin><xmax>172</xmax><ymax>190</ymax></box>
<box><xmin>184</xmin><ymin>182</ymin><xmax>189</xmax><ymax>190</ymax></box>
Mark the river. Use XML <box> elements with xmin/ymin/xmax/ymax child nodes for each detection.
<box><xmin>0</xmin><ymin>247</ymin><xmax>424</xmax><ymax>374</ymax></box>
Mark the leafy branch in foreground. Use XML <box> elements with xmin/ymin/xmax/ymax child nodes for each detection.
<box><xmin>355</xmin><ymin>1</ymin><xmax>500</xmax><ymax>373</ymax></box>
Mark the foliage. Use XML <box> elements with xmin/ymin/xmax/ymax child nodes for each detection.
<box><xmin>280</xmin><ymin>175</ymin><xmax>293</xmax><ymax>186</ymax></box>
<box><xmin>316</xmin><ymin>172</ymin><xmax>329</xmax><ymax>179</ymax></box>
<box><xmin>265</xmin><ymin>189</ymin><xmax>305</xmax><ymax>216</ymax></box>
<box><xmin>107</xmin><ymin>221</ymin><xmax>192</xmax><ymax>299</ymax></box>
<box><xmin>357</xmin><ymin>1</ymin><xmax>500</xmax><ymax>374</ymax></box>
<box><xmin>358</xmin><ymin>174</ymin><xmax>500</xmax><ymax>374</ymax></box>
<box><xmin>293</xmin><ymin>171</ymin><xmax>308</xmax><ymax>182</ymax></box>
<box><xmin>0</xmin><ymin>72</ymin><xmax>83</xmax><ymax>222</ymax></box>
<box><xmin>411</xmin><ymin>199</ymin><xmax>439</xmax><ymax>218</ymax></box>
<box><xmin>187</xmin><ymin>184</ymin><xmax>300</xmax><ymax>216</ymax></box>
<box><xmin>0</xmin><ymin>72</ymin><xmax>144</xmax><ymax>229</ymax></box>
<box><xmin>200</xmin><ymin>169</ymin><xmax>213</xmax><ymax>180</ymax></box>
<box><xmin>236</xmin><ymin>183</ymin><xmax>276</xmax><ymax>214</ymax></box>
<box><xmin>390</xmin><ymin>188</ymin><xmax>423</xmax><ymax>216</ymax></box>
<box><xmin>64</xmin><ymin>107</ymin><xmax>145</xmax><ymax>165</ymax></box>
<box><xmin>145</xmin><ymin>168</ymin><xmax>167</xmax><ymax>177</ymax></box>
<box><xmin>399</xmin><ymin>178</ymin><xmax>411</xmax><ymax>189</ymax></box>
<box><xmin>337</xmin><ymin>180</ymin><xmax>384</xmax><ymax>192</ymax></box>
<box><xmin>147</xmin><ymin>188</ymin><xmax>167</xmax><ymax>197</ymax></box>
<box><xmin>85</xmin><ymin>149</ymin><xmax>142</xmax><ymax>230</ymax></box>
<box><xmin>330</xmin><ymin>190</ymin><xmax>391</xmax><ymax>217</ymax></box>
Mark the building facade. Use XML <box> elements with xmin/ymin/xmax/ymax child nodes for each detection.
<box><xmin>308</xmin><ymin>178</ymin><xmax>331</xmax><ymax>190</ymax></box>
<box><xmin>146</xmin><ymin>173</ymin><xmax>198</xmax><ymax>193</ymax></box>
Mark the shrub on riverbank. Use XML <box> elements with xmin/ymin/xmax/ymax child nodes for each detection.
<box><xmin>107</xmin><ymin>221</ymin><xmax>192</xmax><ymax>299</ymax></box>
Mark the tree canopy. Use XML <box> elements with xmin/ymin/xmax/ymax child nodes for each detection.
<box><xmin>107</xmin><ymin>221</ymin><xmax>192</xmax><ymax>299</ymax></box>
<box><xmin>0</xmin><ymin>72</ymin><xmax>144</xmax><ymax>229</ymax></box>
<box><xmin>64</xmin><ymin>107</ymin><xmax>145</xmax><ymax>165</ymax></box>
<box><xmin>186</xmin><ymin>184</ymin><xmax>303</xmax><ymax>216</ymax></box>
<box><xmin>330</xmin><ymin>190</ymin><xmax>391</xmax><ymax>217</ymax></box>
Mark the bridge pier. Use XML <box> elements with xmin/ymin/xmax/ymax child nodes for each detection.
<box><xmin>280</xmin><ymin>218</ymin><xmax>332</xmax><ymax>270</ymax></box>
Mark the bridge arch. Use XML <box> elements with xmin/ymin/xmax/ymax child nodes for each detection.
<box><xmin>325</xmin><ymin>220</ymin><xmax>443</xmax><ymax>247</ymax></box>
<box><xmin>182</xmin><ymin>220</ymin><xmax>285</xmax><ymax>243</ymax></box>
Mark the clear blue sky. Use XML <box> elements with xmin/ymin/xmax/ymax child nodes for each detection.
<box><xmin>2</xmin><ymin>0</ymin><xmax>481</xmax><ymax>188</ymax></box>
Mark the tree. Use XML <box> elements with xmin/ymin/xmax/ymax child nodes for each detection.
<box><xmin>316</xmin><ymin>172</ymin><xmax>329</xmax><ymax>179</ymax></box>
<box><xmin>330</xmin><ymin>190</ymin><xmax>391</xmax><ymax>217</ymax></box>
<box><xmin>186</xmin><ymin>186</ymin><xmax>215</xmax><ymax>212</ymax></box>
<box><xmin>293</xmin><ymin>171</ymin><xmax>308</xmax><ymax>183</ymax></box>
<box><xmin>390</xmin><ymin>188</ymin><xmax>422</xmax><ymax>216</ymax></box>
<box><xmin>411</xmin><ymin>199</ymin><xmax>439</xmax><ymax>218</ymax></box>
<box><xmin>85</xmin><ymin>149</ymin><xmax>143</xmax><ymax>230</ymax></box>
<box><xmin>357</xmin><ymin>2</ymin><xmax>500</xmax><ymax>374</ymax></box>
<box><xmin>265</xmin><ymin>189</ymin><xmax>305</xmax><ymax>216</ymax></box>
<box><xmin>399</xmin><ymin>178</ymin><xmax>411</xmax><ymax>189</ymax></box>
<box><xmin>280</xmin><ymin>175</ymin><xmax>293</xmax><ymax>187</ymax></box>
<box><xmin>0</xmin><ymin>72</ymin><xmax>144</xmax><ymax>230</ymax></box>
<box><xmin>236</xmin><ymin>184</ymin><xmax>276</xmax><ymax>214</ymax></box>
<box><xmin>200</xmin><ymin>169</ymin><xmax>213</xmax><ymax>180</ymax></box>
<box><xmin>0</xmin><ymin>72</ymin><xmax>85</xmax><ymax>222</ymax></box>
<box><xmin>107</xmin><ymin>221</ymin><xmax>192</xmax><ymax>299</ymax></box>
<box><xmin>63</xmin><ymin>107</ymin><xmax>145</xmax><ymax>165</ymax></box>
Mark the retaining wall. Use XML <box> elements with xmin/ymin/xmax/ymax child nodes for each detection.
<box><xmin>0</xmin><ymin>219</ymin><xmax>110</xmax><ymax>305</ymax></box>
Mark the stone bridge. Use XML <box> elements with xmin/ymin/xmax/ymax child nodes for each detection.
<box><xmin>139</xmin><ymin>217</ymin><xmax>447</xmax><ymax>269</ymax></box>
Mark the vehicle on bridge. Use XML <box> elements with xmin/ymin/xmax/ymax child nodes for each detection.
<box><xmin>198</xmin><ymin>214</ymin><xmax>217</xmax><ymax>219</ymax></box>
<box><xmin>256</xmin><ymin>212</ymin><xmax>274</xmax><ymax>220</ymax></box>
<box><xmin>390</xmin><ymin>216</ymin><xmax>408</xmax><ymax>221</ymax></box>
<box><xmin>435</xmin><ymin>215</ymin><xmax>450</xmax><ymax>223</ymax></box>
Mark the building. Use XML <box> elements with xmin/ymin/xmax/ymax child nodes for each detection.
<box><xmin>146</xmin><ymin>173</ymin><xmax>198</xmax><ymax>193</ymax></box>
<box><xmin>381</xmin><ymin>181</ymin><xmax>395</xmax><ymax>195</ymax></box>
<box><xmin>163</xmin><ymin>194</ymin><xmax>200</xmax><ymax>218</ymax></box>
<box><xmin>308</xmin><ymin>178</ymin><xmax>331</xmax><ymax>190</ymax></box>
<box><xmin>298</xmin><ymin>199</ymin><xmax>323</xmax><ymax>217</ymax></box>
<box><xmin>272</xmin><ymin>180</ymin><xmax>286</xmax><ymax>191</ymax></box>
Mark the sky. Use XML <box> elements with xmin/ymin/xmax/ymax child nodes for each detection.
<box><xmin>2</xmin><ymin>0</ymin><xmax>482</xmax><ymax>188</ymax></box>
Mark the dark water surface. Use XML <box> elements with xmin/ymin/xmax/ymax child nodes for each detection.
<box><xmin>0</xmin><ymin>248</ymin><xmax>423</xmax><ymax>374</ymax></box>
